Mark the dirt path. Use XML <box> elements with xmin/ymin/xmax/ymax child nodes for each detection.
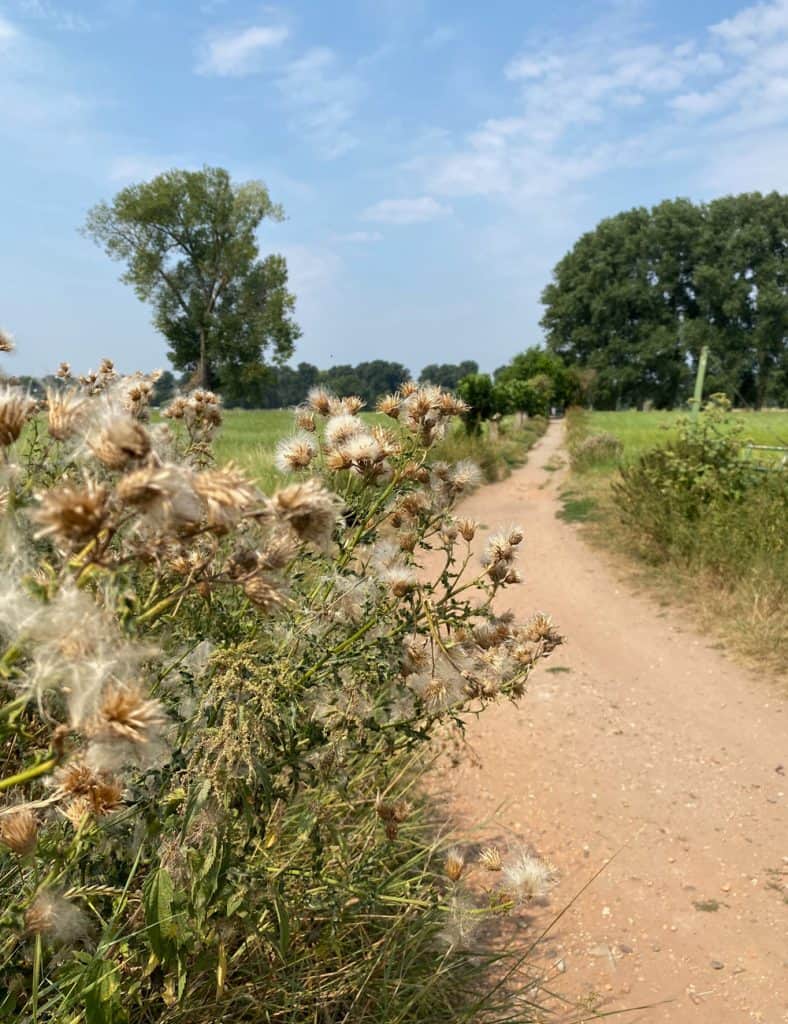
<box><xmin>440</xmin><ymin>421</ymin><xmax>787</xmax><ymax>1023</ymax></box>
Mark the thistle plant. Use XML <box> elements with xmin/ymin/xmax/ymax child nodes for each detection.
<box><xmin>0</xmin><ymin>346</ymin><xmax>563</xmax><ymax>1023</ymax></box>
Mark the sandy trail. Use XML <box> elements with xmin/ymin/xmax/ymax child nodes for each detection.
<box><xmin>439</xmin><ymin>420</ymin><xmax>787</xmax><ymax>1023</ymax></box>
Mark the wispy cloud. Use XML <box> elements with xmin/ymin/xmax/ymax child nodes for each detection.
<box><xmin>411</xmin><ymin>2</ymin><xmax>788</xmax><ymax>209</ymax></box>
<box><xmin>16</xmin><ymin>0</ymin><xmax>91</xmax><ymax>32</ymax></box>
<box><xmin>0</xmin><ymin>14</ymin><xmax>19</xmax><ymax>43</ymax></box>
<box><xmin>197</xmin><ymin>24</ymin><xmax>288</xmax><ymax>76</ymax></box>
<box><xmin>276</xmin><ymin>47</ymin><xmax>359</xmax><ymax>158</ymax></box>
<box><xmin>362</xmin><ymin>196</ymin><xmax>451</xmax><ymax>224</ymax></box>
<box><xmin>333</xmin><ymin>230</ymin><xmax>384</xmax><ymax>243</ymax></box>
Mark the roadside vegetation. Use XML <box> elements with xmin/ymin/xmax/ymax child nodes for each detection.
<box><xmin>563</xmin><ymin>404</ymin><xmax>788</xmax><ymax>674</ymax></box>
<box><xmin>0</xmin><ymin>345</ymin><xmax>564</xmax><ymax>1023</ymax></box>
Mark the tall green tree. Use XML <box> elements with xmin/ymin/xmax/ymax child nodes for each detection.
<box><xmin>84</xmin><ymin>166</ymin><xmax>300</xmax><ymax>391</ymax></box>
<box><xmin>419</xmin><ymin>361</ymin><xmax>479</xmax><ymax>389</ymax></box>
<box><xmin>541</xmin><ymin>193</ymin><xmax>788</xmax><ymax>409</ymax></box>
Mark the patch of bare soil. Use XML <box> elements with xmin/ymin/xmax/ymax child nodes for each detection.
<box><xmin>438</xmin><ymin>421</ymin><xmax>787</xmax><ymax>1022</ymax></box>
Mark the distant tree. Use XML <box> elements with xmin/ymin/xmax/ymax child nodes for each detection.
<box><xmin>495</xmin><ymin>346</ymin><xmax>579</xmax><ymax>408</ymax></box>
<box><xmin>541</xmin><ymin>193</ymin><xmax>788</xmax><ymax>409</ymax></box>
<box><xmin>151</xmin><ymin>370</ymin><xmax>176</xmax><ymax>406</ymax></box>
<box><xmin>419</xmin><ymin>361</ymin><xmax>479</xmax><ymax>390</ymax></box>
<box><xmin>84</xmin><ymin>166</ymin><xmax>300</xmax><ymax>393</ymax></box>
<box><xmin>457</xmin><ymin>373</ymin><xmax>498</xmax><ymax>435</ymax></box>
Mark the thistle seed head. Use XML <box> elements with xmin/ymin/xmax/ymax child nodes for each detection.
<box><xmin>0</xmin><ymin>808</ymin><xmax>38</xmax><ymax>856</ymax></box>
<box><xmin>32</xmin><ymin>477</ymin><xmax>110</xmax><ymax>548</ymax></box>
<box><xmin>0</xmin><ymin>386</ymin><xmax>36</xmax><ymax>446</ymax></box>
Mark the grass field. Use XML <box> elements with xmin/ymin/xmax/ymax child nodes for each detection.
<box><xmin>562</xmin><ymin>408</ymin><xmax>788</xmax><ymax>676</ymax></box>
<box><xmin>572</xmin><ymin>409</ymin><xmax>788</xmax><ymax>462</ymax></box>
<box><xmin>214</xmin><ymin>408</ymin><xmax>546</xmax><ymax>489</ymax></box>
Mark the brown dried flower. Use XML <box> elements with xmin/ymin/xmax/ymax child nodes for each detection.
<box><xmin>269</xmin><ymin>479</ymin><xmax>340</xmax><ymax>550</ymax></box>
<box><xmin>0</xmin><ymin>386</ymin><xmax>36</xmax><ymax>446</ymax></box>
<box><xmin>0</xmin><ymin>808</ymin><xmax>38</xmax><ymax>856</ymax></box>
<box><xmin>32</xmin><ymin>477</ymin><xmax>110</xmax><ymax>548</ymax></box>
<box><xmin>92</xmin><ymin>683</ymin><xmax>166</xmax><ymax>745</ymax></box>
<box><xmin>46</xmin><ymin>387</ymin><xmax>88</xmax><ymax>441</ymax></box>
<box><xmin>89</xmin><ymin>416</ymin><xmax>151</xmax><ymax>469</ymax></box>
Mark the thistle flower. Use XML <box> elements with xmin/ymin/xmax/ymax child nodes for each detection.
<box><xmin>377</xmin><ymin>394</ymin><xmax>401</xmax><ymax>419</ymax></box>
<box><xmin>449</xmin><ymin>460</ymin><xmax>482</xmax><ymax>495</ymax></box>
<box><xmin>402</xmin><ymin>636</ymin><xmax>431</xmax><ymax>675</ymax></box>
<box><xmin>46</xmin><ymin>387</ymin><xmax>88</xmax><ymax>441</ymax></box>
<box><xmin>0</xmin><ymin>808</ymin><xmax>38</xmax><ymax>856</ymax></box>
<box><xmin>503</xmin><ymin>851</ymin><xmax>555</xmax><ymax>902</ymax></box>
<box><xmin>445</xmin><ymin>847</ymin><xmax>465</xmax><ymax>881</ymax></box>
<box><xmin>242</xmin><ymin>574</ymin><xmax>288</xmax><ymax>613</ymax></box>
<box><xmin>0</xmin><ymin>386</ymin><xmax>36</xmax><ymax>446</ymax></box>
<box><xmin>269</xmin><ymin>480</ymin><xmax>340</xmax><ymax>550</ymax></box>
<box><xmin>56</xmin><ymin>361</ymin><xmax>71</xmax><ymax>379</ymax></box>
<box><xmin>295</xmin><ymin>408</ymin><xmax>316</xmax><ymax>432</ymax></box>
<box><xmin>306</xmin><ymin>386</ymin><xmax>335</xmax><ymax>416</ymax></box>
<box><xmin>32</xmin><ymin>477</ymin><xmax>110</xmax><ymax>548</ymax></box>
<box><xmin>0</xmin><ymin>327</ymin><xmax>15</xmax><ymax>353</ymax></box>
<box><xmin>258</xmin><ymin>533</ymin><xmax>300</xmax><ymax>570</ymax></box>
<box><xmin>520</xmin><ymin>613</ymin><xmax>563</xmax><ymax>653</ymax></box>
<box><xmin>117</xmin><ymin>464</ymin><xmax>202</xmax><ymax>532</ymax></box>
<box><xmin>323</xmin><ymin>413</ymin><xmax>365</xmax><ymax>449</ymax></box>
<box><xmin>275</xmin><ymin>432</ymin><xmax>318</xmax><ymax>472</ymax></box>
<box><xmin>25</xmin><ymin>892</ymin><xmax>90</xmax><ymax>944</ymax></box>
<box><xmin>457</xmin><ymin>518</ymin><xmax>477</xmax><ymax>542</ymax></box>
<box><xmin>193</xmin><ymin>465</ymin><xmax>260</xmax><ymax>531</ymax></box>
<box><xmin>479</xmin><ymin>845</ymin><xmax>502</xmax><ymax>872</ymax></box>
<box><xmin>54</xmin><ymin>759</ymin><xmax>124</xmax><ymax>816</ymax></box>
<box><xmin>90</xmin><ymin>683</ymin><xmax>166</xmax><ymax>745</ymax></box>
<box><xmin>88</xmin><ymin>415</ymin><xmax>151</xmax><ymax>469</ymax></box>
<box><xmin>380</xmin><ymin>564</ymin><xmax>418</xmax><ymax>597</ymax></box>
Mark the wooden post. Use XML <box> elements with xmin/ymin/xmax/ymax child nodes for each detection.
<box><xmin>691</xmin><ymin>346</ymin><xmax>709</xmax><ymax>418</ymax></box>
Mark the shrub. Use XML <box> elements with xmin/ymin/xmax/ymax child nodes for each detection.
<box><xmin>0</xmin><ymin>359</ymin><xmax>563</xmax><ymax>1023</ymax></box>
<box><xmin>569</xmin><ymin>432</ymin><xmax>623</xmax><ymax>472</ymax></box>
<box><xmin>612</xmin><ymin>399</ymin><xmax>787</xmax><ymax>629</ymax></box>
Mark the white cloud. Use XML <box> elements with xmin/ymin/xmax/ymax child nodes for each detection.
<box><xmin>108</xmin><ymin>155</ymin><xmax>185</xmax><ymax>183</ymax></box>
<box><xmin>333</xmin><ymin>231</ymin><xmax>384</xmax><ymax>243</ymax></box>
<box><xmin>17</xmin><ymin>1</ymin><xmax>91</xmax><ymax>32</ymax></box>
<box><xmin>197</xmin><ymin>24</ymin><xmax>288</xmax><ymax>77</ymax></box>
<box><xmin>711</xmin><ymin>0</ymin><xmax>788</xmax><ymax>53</ymax></box>
<box><xmin>276</xmin><ymin>47</ymin><xmax>359</xmax><ymax>158</ymax></box>
<box><xmin>362</xmin><ymin>196</ymin><xmax>451</xmax><ymax>224</ymax></box>
<box><xmin>411</xmin><ymin>3</ymin><xmax>788</xmax><ymax>209</ymax></box>
<box><xmin>424</xmin><ymin>25</ymin><xmax>460</xmax><ymax>49</ymax></box>
<box><xmin>0</xmin><ymin>14</ymin><xmax>19</xmax><ymax>44</ymax></box>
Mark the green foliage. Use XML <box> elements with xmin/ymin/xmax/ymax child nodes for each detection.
<box><xmin>83</xmin><ymin>167</ymin><xmax>300</xmax><ymax>391</ymax></box>
<box><xmin>542</xmin><ymin>192</ymin><xmax>788</xmax><ymax>409</ymax></box>
<box><xmin>456</xmin><ymin>373</ymin><xmax>498</xmax><ymax>434</ymax></box>
<box><xmin>569</xmin><ymin>432</ymin><xmax>623</xmax><ymax>472</ymax></box>
<box><xmin>419</xmin><ymin>361</ymin><xmax>479</xmax><ymax>390</ymax></box>
<box><xmin>434</xmin><ymin>417</ymin><xmax>548</xmax><ymax>483</ymax></box>
<box><xmin>0</xmin><ymin>356</ymin><xmax>563</xmax><ymax>1023</ymax></box>
<box><xmin>495</xmin><ymin>347</ymin><xmax>580</xmax><ymax>410</ymax></box>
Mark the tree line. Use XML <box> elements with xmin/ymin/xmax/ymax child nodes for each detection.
<box><xmin>73</xmin><ymin>168</ymin><xmax>787</xmax><ymax>413</ymax></box>
<box><xmin>542</xmin><ymin>192</ymin><xmax>788</xmax><ymax>409</ymax></box>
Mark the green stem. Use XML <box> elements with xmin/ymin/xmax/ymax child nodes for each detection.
<box><xmin>0</xmin><ymin>756</ymin><xmax>57</xmax><ymax>793</ymax></box>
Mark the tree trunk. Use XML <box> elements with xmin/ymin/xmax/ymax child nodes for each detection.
<box><xmin>199</xmin><ymin>329</ymin><xmax>208</xmax><ymax>389</ymax></box>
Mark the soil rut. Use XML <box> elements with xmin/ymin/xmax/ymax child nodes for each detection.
<box><xmin>440</xmin><ymin>421</ymin><xmax>787</xmax><ymax>1023</ymax></box>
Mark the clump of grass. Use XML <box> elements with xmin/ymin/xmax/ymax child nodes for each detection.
<box><xmin>0</xmin><ymin>356</ymin><xmax>564</xmax><ymax>1023</ymax></box>
<box><xmin>565</xmin><ymin>401</ymin><xmax>787</xmax><ymax>674</ymax></box>
<box><xmin>434</xmin><ymin>416</ymin><xmax>548</xmax><ymax>483</ymax></box>
<box><xmin>569</xmin><ymin>431</ymin><xmax>623</xmax><ymax>472</ymax></box>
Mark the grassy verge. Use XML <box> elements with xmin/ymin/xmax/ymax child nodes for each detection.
<box><xmin>561</xmin><ymin>408</ymin><xmax>788</xmax><ymax>676</ymax></box>
<box><xmin>433</xmin><ymin>416</ymin><xmax>548</xmax><ymax>483</ymax></box>
<box><xmin>214</xmin><ymin>410</ymin><xmax>548</xmax><ymax>490</ymax></box>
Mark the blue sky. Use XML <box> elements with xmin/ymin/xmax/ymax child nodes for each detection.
<box><xmin>3</xmin><ymin>0</ymin><xmax>788</xmax><ymax>379</ymax></box>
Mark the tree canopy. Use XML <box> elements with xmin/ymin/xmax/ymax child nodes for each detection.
<box><xmin>541</xmin><ymin>192</ymin><xmax>788</xmax><ymax>409</ymax></box>
<box><xmin>84</xmin><ymin>166</ymin><xmax>300</xmax><ymax>391</ymax></box>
